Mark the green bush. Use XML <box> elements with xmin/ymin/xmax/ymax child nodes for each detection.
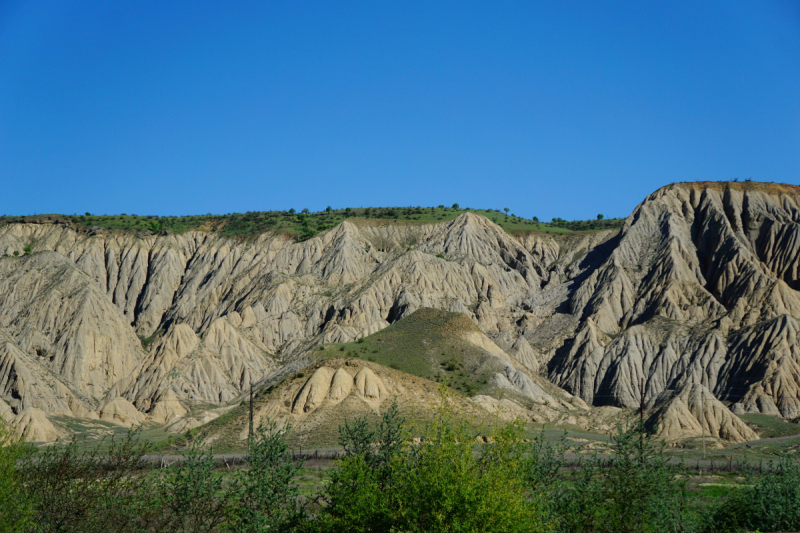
<box><xmin>11</xmin><ymin>406</ymin><xmax>800</xmax><ymax>532</ymax></box>
<box><xmin>552</xmin><ymin>423</ymin><xmax>694</xmax><ymax>533</ymax></box>
<box><xmin>229</xmin><ymin>421</ymin><xmax>303</xmax><ymax>532</ymax></box>
<box><xmin>0</xmin><ymin>419</ymin><xmax>32</xmax><ymax>533</ymax></box>
<box><xmin>305</xmin><ymin>401</ymin><xmax>546</xmax><ymax>533</ymax></box>
<box><xmin>20</xmin><ymin>430</ymin><xmax>156</xmax><ymax>533</ymax></box>
<box><xmin>706</xmin><ymin>454</ymin><xmax>800</xmax><ymax>532</ymax></box>
<box><xmin>156</xmin><ymin>441</ymin><xmax>233</xmax><ymax>532</ymax></box>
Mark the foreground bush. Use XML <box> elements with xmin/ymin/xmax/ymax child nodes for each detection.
<box><xmin>21</xmin><ymin>430</ymin><xmax>156</xmax><ymax>533</ymax></box>
<box><xmin>306</xmin><ymin>402</ymin><xmax>548</xmax><ymax>533</ymax></box>
<box><xmin>5</xmin><ymin>404</ymin><xmax>800</xmax><ymax>532</ymax></box>
<box><xmin>0</xmin><ymin>419</ymin><xmax>32</xmax><ymax>533</ymax></box>
<box><xmin>553</xmin><ymin>424</ymin><xmax>694</xmax><ymax>533</ymax></box>
<box><xmin>154</xmin><ymin>442</ymin><xmax>233</xmax><ymax>532</ymax></box>
<box><xmin>229</xmin><ymin>421</ymin><xmax>304</xmax><ymax>532</ymax></box>
<box><xmin>706</xmin><ymin>453</ymin><xmax>800</xmax><ymax>532</ymax></box>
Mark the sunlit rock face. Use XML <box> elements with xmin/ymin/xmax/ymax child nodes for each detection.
<box><xmin>0</xmin><ymin>181</ymin><xmax>797</xmax><ymax>442</ymax></box>
<box><xmin>551</xmin><ymin>182</ymin><xmax>800</xmax><ymax>419</ymax></box>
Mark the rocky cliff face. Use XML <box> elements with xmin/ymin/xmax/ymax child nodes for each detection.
<box><xmin>2</xmin><ymin>181</ymin><xmax>796</xmax><ymax>443</ymax></box>
<box><xmin>550</xmin><ymin>182</ymin><xmax>800</xmax><ymax>419</ymax></box>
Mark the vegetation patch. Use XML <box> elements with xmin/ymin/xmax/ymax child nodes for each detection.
<box><xmin>0</xmin><ymin>205</ymin><xmax>624</xmax><ymax>240</ymax></box>
<box><xmin>739</xmin><ymin>413</ymin><xmax>800</xmax><ymax>439</ymax></box>
<box><xmin>316</xmin><ymin>308</ymin><xmax>502</xmax><ymax>397</ymax></box>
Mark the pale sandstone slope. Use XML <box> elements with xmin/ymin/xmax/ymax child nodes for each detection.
<box><xmin>645</xmin><ymin>384</ymin><xmax>758</xmax><ymax>443</ymax></box>
<box><xmin>2</xmin><ymin>184</ymin><xmax>800</xmax><ymax>439</ymax></box>
<box><xmin>551</xmin><ymin>182</ymin><xmax>800</xmax><ymax>420</ymax></box>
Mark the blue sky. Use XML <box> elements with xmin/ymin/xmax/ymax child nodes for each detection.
<box><xmin>1</xmin><ymin>1</ymin><xmax>798</xmax><ymax>220</ymax></box>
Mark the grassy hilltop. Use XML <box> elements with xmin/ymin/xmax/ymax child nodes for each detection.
<box><xmin>0</xmin><ymin>205</ymin><xmax>624</xmax><ymax>240</ymax></box>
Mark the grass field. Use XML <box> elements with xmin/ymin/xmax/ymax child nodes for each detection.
<box><xmin>0</xmin><ymin>206</ymin><xmax>624</xmax><ymax>240</ymax></box>
<box><xmin>739</xmin><ymin>413</ymin><xmax>800</xmax><ymax>439</ymax></box>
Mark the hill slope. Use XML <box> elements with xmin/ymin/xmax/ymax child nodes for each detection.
<box><xmin>0</xmin><ymin>181</ymin><xmax>785</xmax><ymax>448</ymax></box>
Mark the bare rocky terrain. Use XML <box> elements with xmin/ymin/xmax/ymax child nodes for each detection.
<box><xmin>2</xmin><ymin>181</ymin><xmax>799</xmax><ymax>447</ymax></box>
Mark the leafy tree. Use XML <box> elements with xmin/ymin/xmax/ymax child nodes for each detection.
<box><xmin>23</xmin><ymin>246</ymin><xmax>31</xmax><ymax>255</ymax></box>
<box><xmin>597</xmin><ymin>214</ymin><xmax>604</xmax><ymax>220</ymax></box>
<box><xmin>325</xmin><ymin>206</ymin><xmax>332</xmax><ymax>212</ymax></box>
<box><xmin>557</xmin><ymin>422</ymin><xmax>693</xmax><ymax>533</ymax></box>
<box><xmin>452</xmin><ymin>203</ymin><xmax>459</xmax><ymax>209</ymax></box>
<box><xmin>85</xmin><ymin>212</ymin><xmax>91</xmax><ymax>216</ymax></box>
<box><xmin>504</xmin><ymin>207</ymin><xmax>509</xmax><ymax>214</ymax></box>
<box><xmin>21</xmin><ymin>430</ymin><xmax>156</xmax><ymax>533</ymax></box>
<box><xmin>438</xmin><ymin>204</ymin><xmax>445</xmax><ymax>209</ymax></box>
<box><xmin>302</xmin><ymin>208</ymin><xmax>310</xmax><ymax>214</ymax></box>
<box><xmin>388</xmin><ymin>406</ymin><xmax>544</xmax><ymax>533</ymax></box>
<box><xmin>288</xmin><ymin>208</ymin><xmax>296</xmax><ymax>214</ymax></box>
<box><xmin>308</xmin><ymin>399</ymin><xmax>545</xmax><ymax>533</ymax></box>
<box><xmin>157</xmin><ymin>441</ymin><xmax>233</xmax><ymax>533</ymax></box>
<box><xmin>533</xmin><ymin>216</ymin><xmax>539</xmax><ymax>222</ymax></box>
<box><xmin>519</xmin><ymin>430</ymin><xmax>571</xmax><ymax>528</ymax></box>
<box><xmin>12</xmin><ymin>251</ymin><xmax>18</xmax><ymax>257</ymax></box>
<box><xmin>309</xmin><ymin>405</ymin><xmax>407</xmax><ymax>532</ymax></box>
<box><xmin>230</xmin><ymin>421</ymin><xmax>303</xmax><ymax>532</ymax></box>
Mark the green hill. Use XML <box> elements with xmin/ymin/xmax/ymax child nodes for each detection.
<box><xmin>316</xmin><ymin>308</ymin><xmax>511</xmax><ymax>397</ymax></box>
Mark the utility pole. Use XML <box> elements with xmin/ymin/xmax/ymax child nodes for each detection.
<box><xmin>249</xmin><ymin>380</ymin><xmax>254</xmax><ymax>456</ymax></box>
<box><xmin>701</xmin><ymin>375</ymin><xmax>706</xmax><ymax>460</ymax></box>
<box><xmin>640</xmin><ymin>378</ymin><xmax>645</xmax><ymax>452</ymax></box>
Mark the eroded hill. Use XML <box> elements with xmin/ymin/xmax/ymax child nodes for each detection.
<box><xmin>3</xmin><ymin>181</ymin><xmax>798</xmax><ymax>447</ymax></box>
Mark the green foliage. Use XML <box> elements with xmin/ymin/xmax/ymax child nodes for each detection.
<box><xmin>597</xmin><ymin>214</ymin><xmax>604</xmax><ymax>220</ymax></box>
<box><xmin>308</xmin><ymin>401</ymin><xmax>545</xmax><ymax>533</ymax></box>
<box><xmin>23</xmin><ymin>246</ymin><xmax>31</xmax><ymax>255</ymax></box>
<box><xmin>706</xmin><ymin>454</ymin><xmax>800</xmax><ymax>532</ymax></box>
<box><xmin>554</xmin><ymin>423</ymin><xmax>694</xmax><ymax>533</ymax></box>
<box><xmin>519</xmin><ymin>431</ymin><xmax>571</xmax><ymax>527</ymax></box>
<box><xmin>229</xmin><ymin>421</ymin><xmax>303</xmax><ymax>532</ymax></box>
<box><xmin>318</xmin><ymin>309</ymin><xmax>499</xmax><ymax>398</ymax></box>
<box><xmin>0</xmin><ymin>419</ymin><xmax>33</xmax><ymax>533</ymax></box>
<box><xmin>21</xmin><ymin>430</ymin><xmax>155</xmax><ymax>533</ymax></box>
<box><xmin>2</xmin><ymin>205</ymin><xmax>624</xmax><ymax>239</ymax></box>
<box><xmin>452</xmin><ymin>203</ymin><xmax>459</xmax><ymax>209</ymax></box>
<box><xmin>157</xmin><ymin>441</ymin><xmax>233</xmax><ymax>532</ymax></box>
<box><xmin>10</xmin><ymin>412</ymin><xmax>800</xmax><ymax>531</ymax></box>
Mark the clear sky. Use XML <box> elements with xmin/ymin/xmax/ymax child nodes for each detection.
<box><xmin>1</xmin><ymin>1</ymin><xmax>798</xmax><ymax>220</ymax></box>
